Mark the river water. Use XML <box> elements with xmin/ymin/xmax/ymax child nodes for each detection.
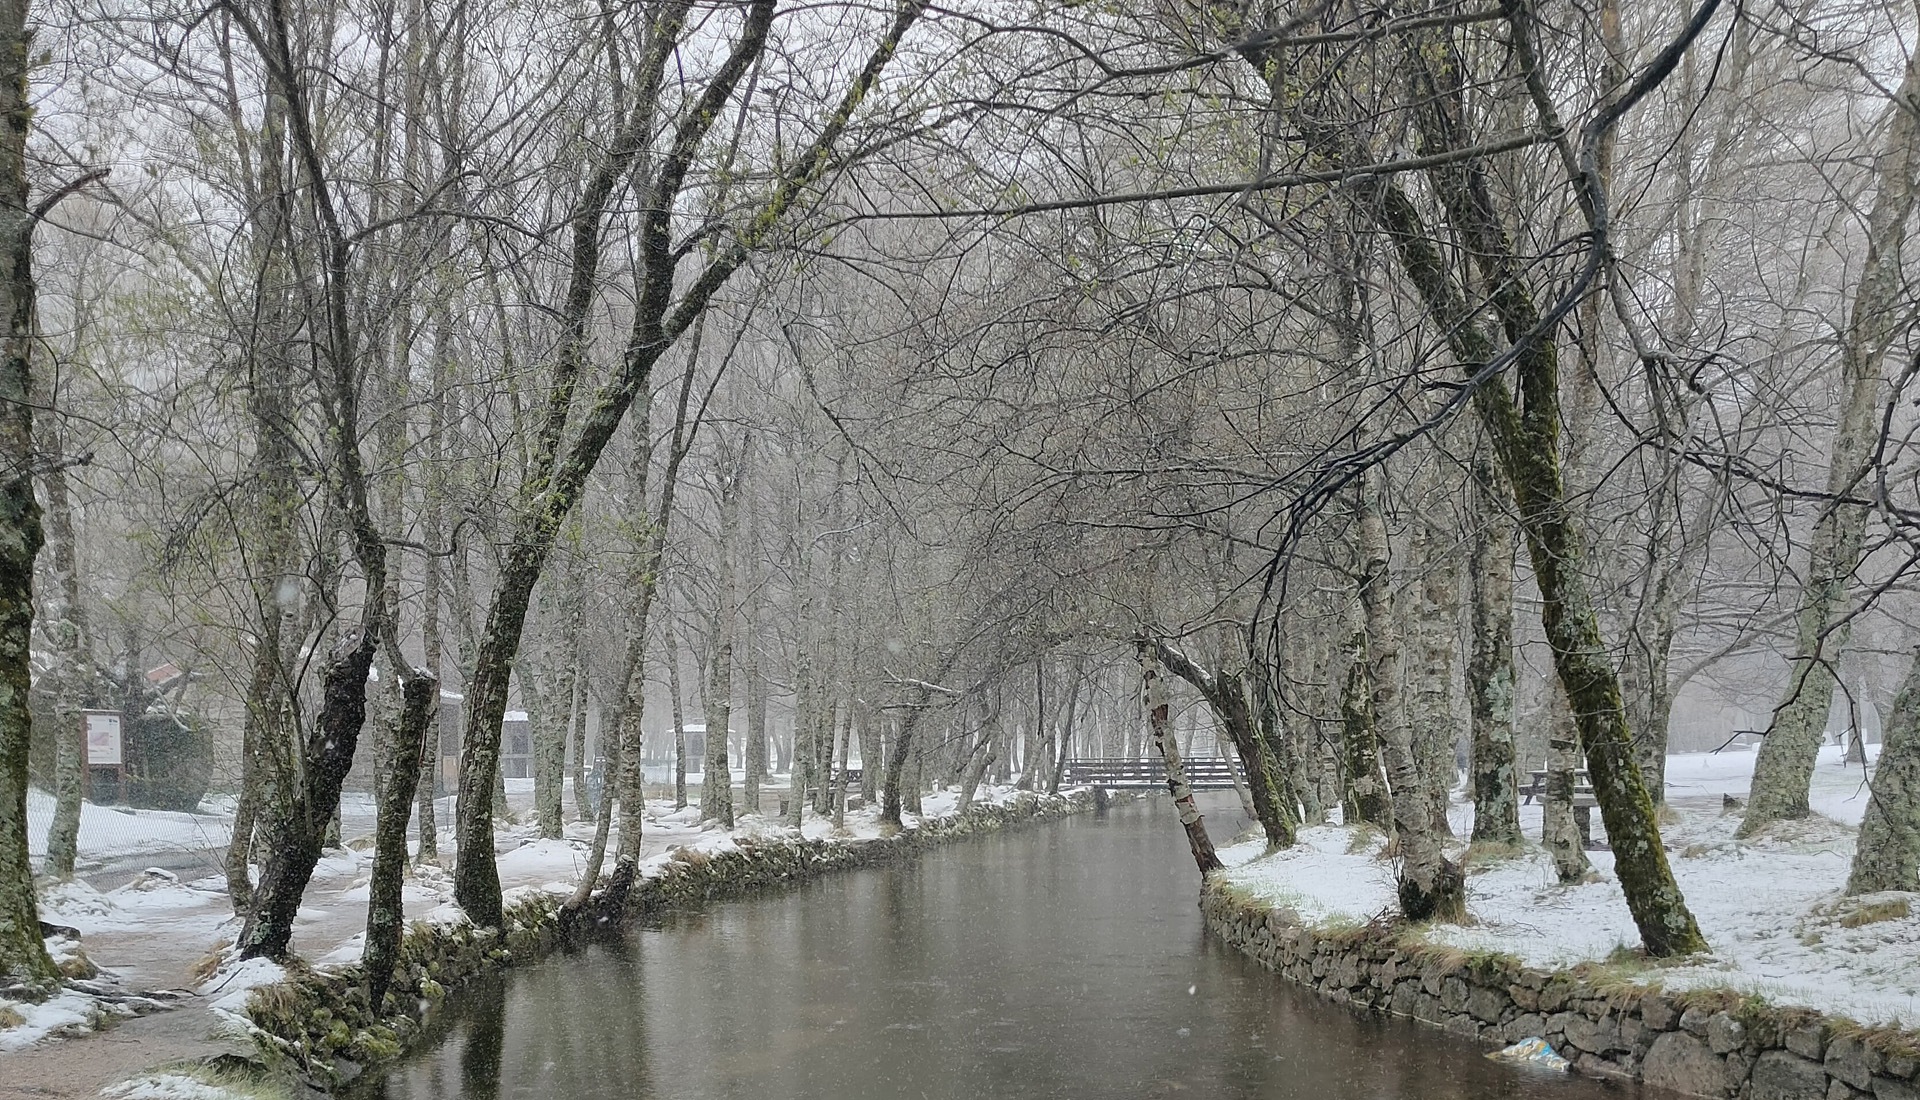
<box><xmin>361</xmin><ymin>798</ymin><xmax>1637</xmax><ymax>1099</ymax></box>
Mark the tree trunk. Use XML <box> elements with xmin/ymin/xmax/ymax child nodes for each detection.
<box><xmin>1357</xmin><ymin>482</ymin><xmax>1463</xmax><ymax>921</ymax></box>
<box><xmin>1468</xmin><ymin>463</ymin><xmax>1522</xmax><ymax>846</ymax></box>
<box><xmin>1410</xmin><ymin>512</ymin><xmax>1461</xmax><ymax>838</ymax></box>
<box><xmin>1141</xmin><ymin>645</ymin><xmax>1222</xmax><ymax>875</ymax></box>
<box><xmin>37</xmin><ymin>412</ymin><xmax>86</xmax><ymax>879</ymax></box>
<box><xmin>857</xmin><ymin>702</ymin><xmax>879</xmax><ymax>802</ymax></box>
<box><xmin>0</xmin><ymin>0</ymin><xmax>56</xmax><ymax>982</ymax></box>
<box><xmin>1147</xmin><ymin>638</ymin><xmax>1295</xmax><ymax>848</ymax></box>
<box><xmin>1048</xmin><ymin>663</ymin><xmax>1084</xmax><ymax>795</ymax></box>
<box><xmin>1847</xmin><ymin>650</ymin><xmax>1920</xmax><ymax>894</ymax></box>
<box><xmin>1339</xmin><ymin>629</ymin><xmax>1389</xmax><ymax>826</ymax></box>
<box><xmin>905</xmin><ymin>720</ymin><xmax>924</xmax><ymax>814</ymax></box>
<box><xmin>700</xmin><ymin>441</ymin><xmax>749</xmax><ymax>827</ymax></box>
<box><xmin>1217</xmin><ymin>727</ymin><xmax>1259</xmax><ymax>823</ymax></box>
<box><xmin>1743</xmin><ymin>58</ymin><xmax>1920</xmax><ymax>835</ymax></box>
<box><xmin>832</xmin><ymin>705</ymin><xmax>852</xmax><ymax>828</ymax></box>
<box><xmin>449</xmin><ymin>0</ymin><xmax>924</xmax><ymax>927</ymax></box>
<box><xmin>1542</xmin><ymin>686</ymin><xmax>1593</xmax><ymax>883</ymax></box>
<box><xmin>956</xmin><ymin>700</ymin><xmax>997</xmax><ymax>812</ymax></box>
<box><xmin>224</xmin><ymin>81</ymin><xmax>302</xmax><ymax>913</ymax></box>
<box><xmin>527</xmin><ymin>662</ymin><xmax>564</xmax><ymax>840</ymax></box>
<box><xmin>364</xmin><ymin>674</ymin><xmax>434</xmax><ymax>1010</ymax></box>
<box><xmin>665</xmin><ymin>604</ymin><xmax>688</xmax><ymax>811</ymax></box>
<box><xmin>416</xmin><ymin>415</ymin><xmax>443</xmax><ymax>863</ymax></box>
<box><xmin>743</xmin><ymin>598</ymin><xmax>766</xmax><ymax>817</ymax></box>
<box><xmin>568</xmin><ymin>647</ymin><xmax>589</xmax><ymax>821</ymax></box>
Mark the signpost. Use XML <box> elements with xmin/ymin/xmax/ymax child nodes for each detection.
<box><xmin>82</xmin><ymin>709</ymin><xmax>125</xmax><ymax>803</ymax></box>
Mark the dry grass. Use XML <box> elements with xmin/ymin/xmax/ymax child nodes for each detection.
<box><xmin>1462</xmin><ymin>839</ymin><xmax>1528</xmax><ymax>868</ymax></box>
<box><xmin>187</xmin><ymin>938</ymin><xmax>232</xmax><ymax>985</ymax></box>
<box><xmin>1346</xmin><ymin>823</ymin><xmax>1386</xmax><ymax>856</ymax></box>
<box><xmin>1838</xmin><ymin>897</ymin><xmax>1911</xmax><ymax>928</ymax></box>
<box><xmin>106</xmin><ymin>1064</ymin><xmax>295</xmax><ymax>1100</ymax></box>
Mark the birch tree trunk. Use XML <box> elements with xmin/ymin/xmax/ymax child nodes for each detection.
<box><xmin>742</xmin><ymin>516</ymin><xmax>766</xmax><ymax>815</ymax></box>
<box><xmin>1141</xmin><ymin>644</ymin><xmax>1222</xmax><ymax>875</ymax></box>
<box><xmin>1339</xmin><ymin>628</ymin><xmax>1389</xmax><ymax>827</ymax></box>
<box><xmin>1146</xmin><ymin>638</ymin><xmax>1295</xmax><ymax>847</ymax></box>
<box><xmin>1357</xmin><ymin>478</ymin><xmax>1463</xmax><ymax>920</ymax></box>
<box><xmin>1743</xmin><ymin>55</ymin><xmax>1920</xmax><ymax>835</ymax></box>
<box><xmin>1409</xmin><ymin>512</ymin><xmax>1461</xmax><ymax>837</ymax></box>
<box><xmin>1847</xmin><ymin>649</ymin><xmax>1920</xmax><ymax>894</ymax></box>
<box><xmin>36</xmin><ymin>382</ymin><xmax>86</xmax><ymax>879</ymax></box>
<box><xmin>700</xmin><ymin>440</ymin><xmax>750</xmax><ymax>827</ymax></box>
<box><xmin>1542</xmin><ymin>685</ymin><xmax>1593</xmax><ymax>882</ymax></box>
<box><xmin>416</xmin><ymin>375</ymin><xmax>445</xmax><ymax>864</ymax></box>
<box><xmin>665</xmin><ymin>603</ymin><xmax>688</xmax><ymax>811</ymax></box>
<box><xmin>1468</xmin><ymin>463</ymin><xmax>1521</xmax><ymax>846</ymax></box>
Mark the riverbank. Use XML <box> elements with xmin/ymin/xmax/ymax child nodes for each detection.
<box><xmin>1204</xmin><ymin>746</ymin><xmax>1920</xmax><ymax>1099</ymax></box>
<box><xmin>1</xmin><ymin>786</ymin><xmax>1100</xmax><ymax>1099</ymax></box>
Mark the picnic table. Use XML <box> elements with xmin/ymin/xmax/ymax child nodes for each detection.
<box><xmin>1522</xmin><ymin>768</ymin><xmax>1605</xmax><ymax>850</ymax></box>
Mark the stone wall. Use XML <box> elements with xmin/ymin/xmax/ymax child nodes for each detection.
<box><xmin>1200</xmin><ymin>880</ymin><xmax>1920</xmax><ymax>1100</ymax></box>
<box><xmin>240</xmin><ymin>791</ymin><xmax>1105</xmax><ymax>1092</ymax></box>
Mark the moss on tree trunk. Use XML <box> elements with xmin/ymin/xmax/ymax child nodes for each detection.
<box><xmin>364</xmin><ymin>674</ymin><xmax>435</xmax><ymax>1009</ymax></box>
<box><xmin>0</xmin><ymin>0</ymin><xmax>58</xmax><ymax>987</ymax></box>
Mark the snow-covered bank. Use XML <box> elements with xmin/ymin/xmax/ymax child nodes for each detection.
<box><xmin>1207</xmin><ymin>744</ymin><xmax>1920</xmax><ymax>1098</ymax></box>
<box><xmin>1218</xmin><ymin>744</ymin><xmax>1917</xmax><ymax>1028</ymax></box>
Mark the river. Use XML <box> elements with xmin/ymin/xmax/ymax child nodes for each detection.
<box><xmin>359</xmin><ymin>797</ymin><xmax>1637</xmax><ymax>1099</ymax></box>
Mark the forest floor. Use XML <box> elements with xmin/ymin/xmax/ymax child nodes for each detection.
<box><xmin>0</xmin><ymin>779</ymin><xmax>1037</xmax><ymax>1098</ymax></box>
<box><xmin>1218</xmin><ymin>744</ymin><xmax>1919</xmax><ymax>1028</ymax></box>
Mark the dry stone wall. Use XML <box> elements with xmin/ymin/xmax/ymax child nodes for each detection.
<box><xmin>1201</xmin><ymin>879</ymin><xmax>1920</xmax><ymax>1100</ymax></box>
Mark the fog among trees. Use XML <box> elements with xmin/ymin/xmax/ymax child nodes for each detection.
<box><xmin>5</xmin><ymin>0</ymin><xmax>1920</xmax><ymax>994</ymax></box>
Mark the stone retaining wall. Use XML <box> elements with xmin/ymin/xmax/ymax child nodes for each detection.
<box><xmin>241</xmin><ymin>791</ymin><xmax>1103</xmax><ymax>1092</ymax></box>
<box><xmin>1200</xmin><ymin>879</ymin><xmax>1920</xmax><ymax>1100</ymax></box>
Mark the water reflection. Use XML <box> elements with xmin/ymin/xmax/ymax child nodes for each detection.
<box><xmin>363</xmin><ymin>801</ymin><xmax>1635</xmax><ymax>1099</ymax></box>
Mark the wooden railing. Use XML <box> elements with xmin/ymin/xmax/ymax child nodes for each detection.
<box><xmin>1060</xmin><ymin>757</ymin><xmax>1242</xmax><ymax>790</ymax></box>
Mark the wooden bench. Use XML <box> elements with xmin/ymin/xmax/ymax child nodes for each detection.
<box><xmin>1523</xmin><ymin>769</ymin><xmax>1606</xmax><ymax>851</ymax></box>
<box><xmin>1522</xmin><ymin>769</ymin><xmax>1597</xmax><ymax>808</ymax></box>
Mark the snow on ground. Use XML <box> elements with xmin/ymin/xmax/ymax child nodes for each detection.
<box><xmin>1220</xmin><ymin>744</ymin><xmax>1920</xmax><ymax>1028</ymax></box>
<box><xmin>200</xmin><ymin>958</ymin><xmax>287</xmax><ymax>1018</ymax></box>
<box><xmin>3</xmin><ymin>779</ymin><xmax>1063</xmax><ymax>1059</ymax></box>
<box><xmin>24</xmin><ymin>787</ymin><xmax>233</xmax><ymax>862</ymax></box>
<box><xmin>0</xmin><ymin>989</ymin><xmax>123</xmax><ymax>1052</ymax></box>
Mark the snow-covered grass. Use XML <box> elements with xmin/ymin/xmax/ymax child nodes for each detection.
<box><xmin>1219</xmin><ymin>744</ymin><xmax>1920</xmax><ymax>1028</ymax></box>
